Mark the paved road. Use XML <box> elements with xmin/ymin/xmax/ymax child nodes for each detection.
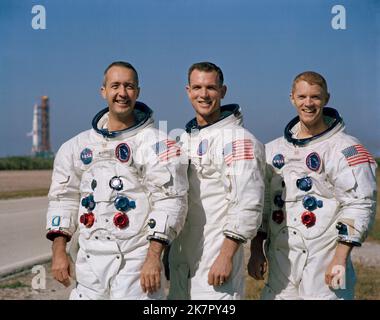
<box><xmin>0</xmin><ymin>197</ymin><xmax>51</xmax><ymax>276</ymax></box>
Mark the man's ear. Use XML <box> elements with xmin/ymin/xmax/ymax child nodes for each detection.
<box><xmin>221</xmin><ymin>85</ymin><xmax>227</xmax><ymax>99</ymax></box>
<box><xmin>185</xmin><ymin>85</ymin><xmax>191</xmax><ymax>97</ymax></box>
<box><xmin>289</xmin><ymin>92</ymin><xmax>295</xmax><ymax>106</ymax></box>
<box><xmin>100</xmin><ymin>86</ymin><xmax>106</xmax><ymax>99</ymax></box>
<box><xmin>324</xmin><ymin>93</ymin><xmax>330</xmax><ymax>106</ymax></box>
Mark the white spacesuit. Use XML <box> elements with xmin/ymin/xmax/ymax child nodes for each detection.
<box><xmin>169</xmin><ymin>104</ymin><xmax>265</xmax><ymax>300</ymax></box>
<box><xmin>261</xmin><ymin>107</ymin><xmax>377</xmax><ymax>300</ymax></box>
<box><xmin>46</xmin><ymin>102</ymin><xmax>188</xmax><ymax>300</ymax></box>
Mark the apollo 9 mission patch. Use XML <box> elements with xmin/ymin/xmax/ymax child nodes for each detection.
<box><xmin>115</xmin><ymin>143</ymin><xmax>131</xmax><ymax>163</ymax></box>
<box><xmin>306</xmin><ymin>152</ymin><xmax>321</xmax><ymax>172</ymax></box>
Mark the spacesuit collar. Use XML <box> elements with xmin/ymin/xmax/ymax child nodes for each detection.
<box><xmin>185</xmin><ymin>104</ymin><xmax>241</xmax><ymax>133</ymax></box>
<box><xmin>92</xmin><ymin>101</ymin><xmax>154</xmax><ymax>138</ymax></box>
<box><xmin>284</xmin><ymin>107</ymin><xmax>344</xmax><ymax>146</ymax></box>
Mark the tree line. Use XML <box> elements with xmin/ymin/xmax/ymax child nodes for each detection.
<box><xmin>0</xmin><ymin>156</ymin><xmax>54</xmax><ymax>170</ymax></box>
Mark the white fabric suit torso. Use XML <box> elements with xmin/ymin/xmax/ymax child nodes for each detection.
<box><xmin>261</xmin><ymin>108</ymin><xmax>377</xmax><ymax>300</ymax></box>
<box><xmin>46</xmin><ymin>103</ymin><xmax>188</xmax><ymax>300</ymax></box>
<box><xmin>169</xmin><ymin>104</ymin><xmax>265</xmax><ymax>300</ymax></box>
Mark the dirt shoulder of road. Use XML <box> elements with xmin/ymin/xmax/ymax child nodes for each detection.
<box><xmin>0</xmin><ymin>170</ymin><xmax>52</xmax><ymax>199</ymax></box>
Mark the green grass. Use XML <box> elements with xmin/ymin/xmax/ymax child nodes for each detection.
<box><xmin>354</xmin><ymin>262</ymin><xmax>380</xmax><ymax>299</ymax></box>
<box><xmin>0</xmin><ymin>281</ymin><xmax>29</xmax><ymax>289</ymax></box>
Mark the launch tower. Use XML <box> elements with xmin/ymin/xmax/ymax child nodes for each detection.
<box><xmin>31</xmin><ymin>96</ymin><xmax>53</xmax><ymax>158</ymax></box>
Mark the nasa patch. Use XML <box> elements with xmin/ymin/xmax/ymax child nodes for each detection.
<box><xmin>272</xmin><ymin>154</ymin><xmax>285</xmax><ymax>169</ymax></box>
<box><xmin>80</xmin><ymin>148</ymin><xmax>93</xmax><ymax>165</ymax></box>
<box><xmin>197</xmin><ymin>139</ymin><xmax>208</xmax><ymax>156</ymax></box>
<box><xmin>306</xmin><ymin>152</ymin><xmax>321</xmax><ymax>172</ymax></box>
<box><xmin>115</xmin><ymin>143</ymin><xmax>131</xmax><ymax>163</ymax></box>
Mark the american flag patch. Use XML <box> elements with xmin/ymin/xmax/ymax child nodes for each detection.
<box><xmin>223</xmin><ymin>139</ymin><xmax>254</xmax><ymax>166</ymax></box>
<box><xmin>153</xmin><ymin>139</ymin><xmax>181</xmax><ymax>161</ymax></box>
<box><xmin>341</xmin><ymin>144</ymin><xmax>375</xmax><ymax>167</ymax></box>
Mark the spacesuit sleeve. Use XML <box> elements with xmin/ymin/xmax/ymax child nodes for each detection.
<box><xmin>46</xmin><ymin>139</ymin><xmax>81</xmax><ymax>242</ymax></box>
<box><xmin>332</xmin><ymin>145</ymin><xmax>377</xmax><ymax>246</ymax></box>
<box><xmin>221</xmin><ymin>134</ymin><xmax>265</xmax><ymax>243</ymax></box>
<box><xmin>258</xmin><ymin>162</ymin><xmax>273</xmax><ymax>237</ymax></box>
<box><xmin>138</xmin><ymin>132</ymin><xmax>188</xmax><ymax>245</ymax></box>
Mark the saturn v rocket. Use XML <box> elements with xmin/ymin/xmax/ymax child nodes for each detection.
<box><xmin>31</xmin><ymin>103</ymin><xmax>39</xmax><ymax>154</ymax></box>
<box><xmin>31</xmin><ymin>96</ymin><xmax>52</xmax><ymax>157</ymax></box>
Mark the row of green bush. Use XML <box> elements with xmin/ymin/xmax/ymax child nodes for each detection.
<box><xmin>0</xmin><ymin>156</ymin><xmax>54</xmax><ymax>170</ymax></box>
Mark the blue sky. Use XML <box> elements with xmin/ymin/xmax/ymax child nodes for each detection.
<box><xmin>0</xmin><ymin>0</ymin><xmax>379</xmax><ymax>157</ymax></box>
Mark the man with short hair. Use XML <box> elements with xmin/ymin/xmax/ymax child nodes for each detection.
<box><xmin>248</xmin><ymin>71</ymin><xmax>377</xmax><ymax>300</ymax></box>
<box><xmin>169</xmin><ymin>62</ymin><xmax>265</xmax><ymax>300</ymax></box>
<box><xmin>46</xmin><ymin>61</ymin><xmax>188</xmax><ymax>299</ymax></box>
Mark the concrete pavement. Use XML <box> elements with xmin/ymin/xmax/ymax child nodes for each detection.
<box><xmin>0</xmin><ymin>197</ymin><xmax>51</xmax><ymax>277</ymax></box>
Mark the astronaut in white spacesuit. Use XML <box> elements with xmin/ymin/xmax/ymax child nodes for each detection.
<box><xmin>46</xmin><ymin>61</ymin><xmax>188</xmax><ymax>300</ymax></box>
<box><xmin>168</xmin><ymin>62</ymin><xmax>265</xmax><ymax>300</ymax></box>
<box><xmin>248</xmin><ymin>71</ymin><xmax>377</xmax><ymax>300</ymax></box>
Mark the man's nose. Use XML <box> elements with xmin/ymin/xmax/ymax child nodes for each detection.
<box><xmin>117</xmin><ymin>86</ymin><xmax>127</xmax><ymax>96</ymax></box>
<box><xmin>199</xmin><ymin>87</ymin><xmax>209</xmax><ymax>98</ymax></box>
<box><xmin>305</xmin><ymin>97</ymin><xmax>313</xmax><ymax>105</ymax></box>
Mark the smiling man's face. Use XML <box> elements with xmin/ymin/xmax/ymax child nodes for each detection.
<box><xmin>186</xmin><ymin>69</ymin><xmax>226</xmax><ymax>126</ymax></box>
<box><xmin>101</xmin><ymin>66</ymin><xmax>140</xmax><ymax>121</ymax></box>
<box><xmin>291</xmin><ymin>80</ymin><xmax>329</xmax><ymax>129</ymax></box>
